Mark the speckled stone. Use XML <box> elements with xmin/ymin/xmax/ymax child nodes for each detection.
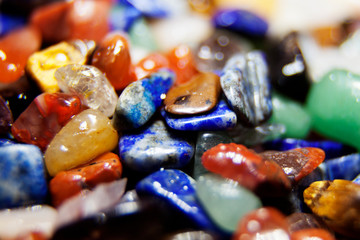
<box><xmin>119</xmin><ymin>120</ymin><xmax>194</xmax><ymax>172</ymax></box>
<box><xmin>0</xmin><ymin>144</ymin><xmax>48</xmax><ymax>209</ymax></box>
<box><xmin>112</xmin><ymin>69</ymin><xmax>175</xmax><ymax>131</ymax></box>
<box><xmin>164</xmin><ymin>72</ymin><xmax>221</xmax><ymax>115</ymax></box>
<box><xmin>135</xmin><ymin>169</ymin><xmax>216</xmax><ymax>230</ymax></box>
<box><xmin>323</xmin><ymin>153</ymin><xmax>360</xmax><ymax>181</ymax></box>
<box><xmin>161</xmin><ymin>100</ymin><xmax>237</xmax><ymax>131</ymax></box>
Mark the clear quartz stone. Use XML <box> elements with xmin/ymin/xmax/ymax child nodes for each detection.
<box><xmin>55</xmin><ymin>64</ymin><xmax>118</xmax><ymax>117</ymax></box>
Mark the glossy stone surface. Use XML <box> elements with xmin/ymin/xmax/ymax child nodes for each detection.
<box><xmin>269</xmin><ymin>92</ymin><xmax>311</xmax><ymax>138</ymax></box>
<box><xmin>193</xmin><ymin>131</ymin><xmax>232</xmax><ymax>179</ymax></box>
<box><xmin>323</xmin><ymin>153</ymin><xmax>360</xmax><ymax>180</ymax></box>
<box><xmin>91</xmin><ymin>32</ymin><xmax>136</xmax><ymax>90</ymax></box>
<box><xmin>202</xmin><ymin>143</ymin><xmax>291</xmax><ymax>196</ymax></box>
<box><xmin>233</xmin><ymin>207</ymin><xmax>291</xmax><ymax>240</ymax></box>
<box><xmin>119</xmin><ymin>120</ymin><xmax>194</xmax><ymax>172</ymax></box>
<box><xmin>221</xmin><ymin>51</ymin><xmax>272</xmax><ymax>126</ymax></box>
<box><xmin>0</xmin><ymin>26</ymin><xmax>41</xmax><ymax>84</ymax></box>
<box><xmin>306</xmin><ymin>69</ymin><xmax>360</xmax><ymax>150</ymax></box>
<box><xmin>11</xmin><ymin>93</ymin><xmax>83</xmax><ymax>151</ymax></box>
<box><xmin>304</xmin><ymin>180</ymin><xmax>360</xmax><ymax>238</ymax></box>
<box><xmin>212</xmin><ymin>9</ymin><xmax>268</xmax><ymax>37</ymax></box>
<box><xmin>55</xmin><ymin>64</ymin><xmax>118</xmax><ymax>117</ymax></box>
<box><xmin>196</xmin><ymin>174</ymin><xmax>262</xmax><ymax>233</ymax></box>
<box><xmin>0</xmin><ymin>96</ymin><xmax>12</xmax><ymax>135</ymax></box>
<box><xmin>112</xmin><ymin>69</ymin><xmax>175</xmax><ymax>131</ymax></box>
<box><xmin>27</xmin><ymin>41</ymin><xmax>86</xmax><ymax>93</ymax></box>
<box><xmin>164</xmin><ymin>72</ymin><xmax>220</xmax><ymax>115</ymax></box>
<box><xmin>136</xmin><ymin>169</ymin><xmax>216</xmax><ymax>230</ymax></box>
<box><xmin>263</xmin><ymin>138</ymin><xmax>356</xmax><ymax>160</ymax></box>
<box><xmin>260</xmin><ymin>147</ymin><xmax>325</xmax><ymax>183</ymax></box>
<box><xmin>134</xmin><ymin>53</ymin><xmax>170</xmax><ymax>80</ymax></box>
<box><xmin>50</xmin><ymin>152</ymin><xmax>122</xmax><ymax>207</ymax></box>
<box><xmin>44</xmin><ymin>109</ymin><xmax>119</xmax><ymax>176</ymax></box>
<box><xmin>0</xmin><ymin>144</ymin><xmax>48</xmax><ymax>209</ymax></box>
<box><xmin>291</xmin><ymin>228</ymin><xmax>335</xmax><ymax>240</ymax></box>
<box><xmin>162</xmin><ymin>100</ymin><xmax>237</xmax><ymax>131</ymax></box>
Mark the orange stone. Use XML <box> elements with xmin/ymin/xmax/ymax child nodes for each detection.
<box><xmin>311</xmin><ymin>26</ymin><xmax>347</xmax><ymax>47</ymax></box>
<box><xmin>91</xmin><ymin>32</ymin><xmax>136</xmax><ymax>90</ymax></box>
<box><xmin>134</xmin><ymin>52</ymin><xmax>170</xmax><ymax>80</ymax></box>
<box><xmin>164</xmin><ymin>72</ymin><xmax>221</xmax><ymax>115</ymax></box>
<box><xmin>49</xmin><ymin>152</ymin><xmax>122</xmax><ymax>207</ymax></box>
<box><xmin>167</xmin><ymin>44</ymin><xmax>199</xmax><ymax>85</ymax></box>
<box><xmin>0</xmin><ymin>26</ymin><xmax>41</xmax><ymax>84</ymax></box>
<box><xmin>291</xmin><ymin>228</ymin><xmax>335</xmax><ymax>240</ymax></box>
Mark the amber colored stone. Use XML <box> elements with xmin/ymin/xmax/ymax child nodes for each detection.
<box><xmin>166</xmin><ymin>44</ymin><xmax>199</xmax><ymax>85</ymax></box>
<box><xmin>134</xmin><ymin>53</ymin><xmax>170</xmax><ymax>80</ymax></box>
<box><xmin>164</xmin><ymin>72</ymin><xmax>220</xmax><ymax>115</ymax></box>
<box><xmin>91</xmin><ymin>32</ymin><xmax>136</xmax><ymax>90</ymax></box>
<box><xmin>0</xmin><ymin>96</ymin><xmax>13</xmax><ymax>135</ymax></box>
<box><xmin>188</xmin><ymin>0</ymin><xmax>215</xmax><ymax>14</ymax></box>
<box><xmin>304</xmin><ymin>180</ymin><xmax>360</xmax><ymax>238</ymax></box>
<box><xmin>0</xmin><ymin>26</ymin><xmax>41</xmax><ymax>84</ymax></box>
<box><xmin>233</xmin><ymin>207</ymin><xmax>291</xmax><ymax>240</ymax></box>
<box><xmin>11</xmin><ymin>93</ymin><xmax>83</xmax><ymax>151</ymax></box>
<box><xmin>311</xmin><ymin>26</ymin><xmax>347</xmax><ymax>47</ymax></box>
<box><xmin>260</xmin><ymin>147</ymin><xmax>325</xmax><ymax>183</ymax></box>
<box><xmin>202</xmin><ymin>143</ymin><xmax>291</xmax><ymax>196</ymax></box>
<box><xmin>49</xmin><ymin>152</ymin><xmax>122</xmax><ymax>207</ymax></box>
<box><xmin>291</xmin><ymin>228</ymin><xmax>335</xmax><ymax>240</ymax></box>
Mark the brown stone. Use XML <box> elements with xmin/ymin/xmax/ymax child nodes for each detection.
<box><xmin>164</xmin><ymin>72</ymin><xmax>221</xmax><ymax>115</ymax></box>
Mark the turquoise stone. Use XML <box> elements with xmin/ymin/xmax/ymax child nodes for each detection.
<box><xmin>306</xmin><ymin>69</ymin><xmax>360</xmax><ymax>150</ymax></box>
<box><xmin>196</xmin><ymin>174</ymin><xmax>262</xmax><ymax>233</ymax></box>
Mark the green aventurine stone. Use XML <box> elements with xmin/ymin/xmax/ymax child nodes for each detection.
<box><xmin>196</xmin><ymin>174</ymin><xmax>262</xmax><ymax>233</ymax></box>
<box><xmin>306</xmin><ymin>69</ymin><xmax>360</xmax><ymax>150</ymax></box>
<box><xmin>270</xmin><ymin>91</ymin><xmax>311</xmax><ymax>138</ymax></box>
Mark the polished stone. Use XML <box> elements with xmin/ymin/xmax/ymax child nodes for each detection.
<box><xmin>0</xmin><ymin>13</ymin><xmax>26</xmax><ymax>37</ymax></box>
<box><xmin>119</xmin><ymin>120</ymin><xmax>194</xmax><ymax>172</ymax></box>
<box><xmin>0</xmin><ymin>144</ymin><xmax>48</xmax><ymax>209</ymax></box>
<box><xmin>134</xmin><ymin>52</ymin><xmax>170</xmax><ymax>80</ymax></box>
<box><xmin>162</xmin><ymin>100</ymin><xmax>237</xmax><ymax>131</ymax></box>
<box><xmin>109</xmin><ymin>3</ymin><xmax>141</xmax><ymax>32</ymax></box>
<box><xmin>324</xmin><ymin>153</ymin><xmax>360</xmax><ymax>181</ymax></box>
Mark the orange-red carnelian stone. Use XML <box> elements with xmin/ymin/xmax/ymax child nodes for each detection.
<box><xmin>0</xmin><ymin>26</ymin><xmax>41</xmax><ymax>84</ymax></box>
<box><xmin>291</xmin><ymin>228</ymin><xmax>335</xmax><ymax>240</ymax></box>
<box><xmin>134</xmin><ymin>52</ymin><xmax>170</xmax><ymax>80</ymax></box>
<box><xmin>233</xmin><ymin>207</ymin><xmax>291</xmax><ymax>240</ymax></box>
<box><xmin>49</xmin><ymin>152</ymin><xmax>122</xmax><ymax>207</ymax></box>
<box><xmin>91</xmin><ymin>32</ymin><xmax>136</xmax><ymax>90</ymax></box>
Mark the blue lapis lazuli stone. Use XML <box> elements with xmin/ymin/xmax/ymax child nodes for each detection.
<box><xmin>109</xmin><ymin>3</ymin><xmax>142</xmax><ymax>32</ymax></box>
<box><xmin>212</xmin><ymin>9</ymin><xmax>268</xmax><ymax>37</ymax></box>
<box><xmin>0</xmin><ymin>138</ymin><xmax>15</xmax><ymax>147</ymax></box>
<box><xmin>161</xmin><ymin>100</ymin><xmax>237</xmax><ymax>131</ymax></box>
<box><xmin>0</xmin><ymin>144</ymin><xmax>48</xmax><ymax>209</ymax></box>
<box><xmin>135</xmin><ymin>169</ymin><xmax>217</xmax><ymax>230</ymax></box>
<box><xmin>323</xmin><ymin>153</ymin><xmax>360</xmax><ymax>181</ymax></box>
<box><xmin>0</xmin><ymin>13</ymin><xmax>26</xmax><ymax>37</ymax></box>
<box><xmin>263</xmin><ymin>138</ymin><xmax>356</xmax><ymax>160</ymax></box>
<box><xmin>119</xmin><ymin>120</ymin><xmax>194</xmax><ymax>172</ymax></box>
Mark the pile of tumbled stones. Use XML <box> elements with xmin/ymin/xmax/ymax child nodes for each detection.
<box><xmin>1</xmin><ymin>0</ymin><xmax>360</xmax><ymax>239</ymax></box>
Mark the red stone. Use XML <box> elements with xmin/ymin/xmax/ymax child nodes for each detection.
<box><xmin>91</xmin><ymin>32</ymin><xmax>136</xmax><ymax>90</ymax></box>
<box><xmin>166</xmin><ymin>44</ymin><xmax>199</xmax><ymax>85</ymax></box>
<box><xmin>291</xmin><ymin>228</ymin><xmax>335</xmax><ymax>240</ymax></box>
<box><xmin>0</xmin><ymin>26</ymin><xmax>41</xmax><ymax>84</ymax></box>
<box><xmin>49</xmin><ymin>152</ymin><xmax>122</xmax><ymax>207</ymax></box>
<box><xmin>260</xmin><ymin>147</ymin><xmax>325</xmax><ymax>182</ymax></box>
<box><xmin>201</xmin><ymin>143</ymin><xmax>291</xmax><ymax>196</ymax></box>
<box><xmin>11</xmin><ymin>93</ymin><xmax>83</xmax><ymax>151</ymax></box>
<box><xmin>134</xmin><ymin>53</ymin><xmax>170</xmax><ymax>80</ymax></box>
<box><xmin>233</xmin><ymin>207</ymin><xmax>291</xmax><ymax>240</ymax></box>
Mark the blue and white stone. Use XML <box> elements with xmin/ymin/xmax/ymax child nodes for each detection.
<box><xmin>119</xmin><ymin>120</ymin><xmax>194</xmax><ymax>172</ymax></box>
<box><xmin>0</xmin><ymin>138</ymin><xmax>14</xmax><ymax>147</ymax></box>
<box><xmin>323</xmin><ymin>153</ymin><xmax>360</xmax><ymax>181</ymax></box>
<box><xmin>124</xmin><ymin>0</ymin><xmax>190</xmax><ymax>18</ymax></box>
<box><xmin>109</xmin><ymin>2</ymin><xmax>142</xmax><ymax>32</ymax></box>
<box><xmin>220</xmin><ymin>51</ymin><xmax>272</xmax><ymax>127</ymax></box>
<box><xmin>161</xmin><ymin>100</ymin><xmax>237</xmax><ymax>131</ymax></box>
<box><xmin>0</xmin><ymin>144</ymin><xmax>48</xmax><ymax>209</ymax></box>
<box><xmin>212</xmin><ymin>9</ymin><xmax>268</xmax><ymax>37</ymax></box>
<box><xmin>352</xmin><ymin>173</ymin><xmax>360</xmax><ymax>185</ymax></box>
<box><xmin>112</xmin><ymin>68</ymin><xmax>175</xmax><ymax>131</ymax></box>
<box><xmin>135</xmin><ymin>169</ymin><xmax>217</xmax><ymax>230</ymax></box>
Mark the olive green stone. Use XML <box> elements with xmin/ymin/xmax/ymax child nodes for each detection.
<box><xmin>306</xmin><ymin>69</ymin><xmax>360</xmax><ymax>150</ymax></box>
<box><xmin>270</xmin><ymin>91</ymin><xmax>311</xmax><ymax>139</ymax></box>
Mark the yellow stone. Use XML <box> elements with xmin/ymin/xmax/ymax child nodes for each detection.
<box><xmin>44</xmin><ymin>109</ymin><xmax>119</xmax><ymax>176</ymax></box>
<box><xmin>26</xmin><ymin>41</ymin><xmax>86</xmax><ymax>93</ymax></box>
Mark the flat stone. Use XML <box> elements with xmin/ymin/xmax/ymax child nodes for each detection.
<box><xmin>196</xmin><ymin>174</ymin><xmax>262</xmax><ymax>233</ymax></box>
<box><xmin>164</xmin><ymin>72</ymin><xmax>221</xmax><ymax>115</ymax></box>
<box><xmin>44</xmin><ymin>109</ymin><xmax>119</xmax><ymax>176</ymax></box>
<box><xmin>55</xmin><ymin>64</ymin><xmax>118</xmax><ymax>117</ymax></box>
<box><xmin>119</xmin><ymin>120</ymin><xmax>194</xmax><ymax>172</ymax></box>
<box><xmin>161</xmin><ymin>99</ymin><xmax>237</xmax><ymax>131</ymax></box>
<box><xmin>0</xmin><ymin>144</ymin><xmax>48</xmax><ymax>209</ymax></box>
<box><xmin>112</xmin><ymin>69</ymin><xmax>175</xmax><ymax>131</ymax></box>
